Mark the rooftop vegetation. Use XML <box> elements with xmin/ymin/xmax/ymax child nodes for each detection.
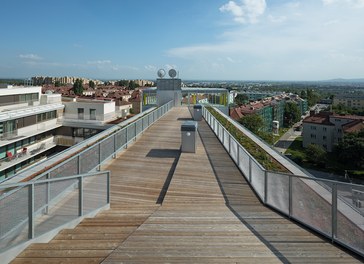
<box><xmin>206</xmin><ymin>107</ymin><xmax>289</xmax><ymax>173</ymax></box>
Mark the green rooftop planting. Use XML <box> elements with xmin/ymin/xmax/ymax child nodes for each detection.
<box><xmin>206</xmin><ymin>107</ymin><xmax>290</xmax><ymax>173</ymax></box>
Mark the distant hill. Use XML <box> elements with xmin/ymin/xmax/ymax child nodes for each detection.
<box><xmin>325</xmin><ymin>78</ymin><xmax>364</xmax><ymax>83</ymax></box>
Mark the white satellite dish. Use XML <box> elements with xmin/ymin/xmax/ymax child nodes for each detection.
<box><xmin>157</xmin><ymin>69</ymin><xmax>166</xmax><ymax>78</ymax></box>
<box><xmin>168</xmin><ymin>69</ymin><xmax>177</xmax><ymax>78</ymax></box>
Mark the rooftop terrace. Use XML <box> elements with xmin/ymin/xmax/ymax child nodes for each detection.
<box><xmin>9</xmin><ymin>106</ymin><xmax>362</xmax><ymax>263</ymax></box>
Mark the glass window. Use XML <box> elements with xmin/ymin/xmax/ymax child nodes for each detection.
<box><xmin>90</xmin><ymin>109</ymin><xmax>96</xmax><ymax>120</ymax></box>
<box><xmin>78</xmin><ymin>108</ymin><xmax>84</xmax><ymax>119</ymax></box>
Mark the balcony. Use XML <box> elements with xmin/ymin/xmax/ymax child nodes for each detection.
<box><xmin>0</xmin><ymin>137</ymin><xmax>57</xmax><ymax>174</ymax></box>
<box><xmin>0</xmin><ymin>104</ymin><xmax>362</xmax><ymax>263</ymax></box>
<box><xmin>0</xmin><ymin>120</ymin><xmax>62</xmax><ymax>147</ymax></box>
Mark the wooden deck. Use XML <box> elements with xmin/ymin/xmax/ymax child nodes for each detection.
<box><xmin>11</xmin><ymin>107</ymin><xmax>362</xmax><ymax>263</ymax></box>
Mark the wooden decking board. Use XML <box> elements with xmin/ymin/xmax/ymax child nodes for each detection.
<box><xmin>11</xmin><ymin>107</ymin><xmax>361</xmax><ymax>264</ymax></box>
<box><xmin>11</xmin><ymin>258</ymin><xmax>104</xmax><ymax>264</ymax></box>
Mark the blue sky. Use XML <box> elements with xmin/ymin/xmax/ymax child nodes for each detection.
<box><xmin>1</xmin><ymin>0</ymin><xmax>363</xmax><ymax>81</ymax></box>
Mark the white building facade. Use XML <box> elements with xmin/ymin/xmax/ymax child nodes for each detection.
<box><xmin>0</xmin><ymin>86</ymin><xmax>64</xmax><ymax>181</ymax></box>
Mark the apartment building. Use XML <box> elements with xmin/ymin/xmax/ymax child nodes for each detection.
<box><xmin>31</xmin><ymin>76</ymin><xmax>103</xmax><ymax>86</ymax></box>
<box><xmin>302</xmin><ymin>112</ymin><xmax>364</xmax><ymax>152</ymax></box>
<box><xmin>230</xmin><ymin>93</ymin><xmax>307</xmax><ymax>132</ymax></box>
<box><xmin>333</xmin><ymin>95</ymin><xmax>364</xmax><ymax>109</ymax></box>
<box><xmin>0</xmin><ymin>85</ymin><xmax>64</xmax><ymax>181</ymax></box>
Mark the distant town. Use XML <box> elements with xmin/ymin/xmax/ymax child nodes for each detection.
<box><xmin>0</xmin><ymin>76</ymin><xmax>363</xmax><ymax>182</ymax></box>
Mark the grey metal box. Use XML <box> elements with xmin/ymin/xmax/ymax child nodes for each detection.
<box><xmin>181</xmin><ymin>121</ymin><xmax>197</xmax><ymax>153</ymax></box>
<box><xmin>193</xmin><ymin>104</ymin><xmax>202</xmax><ymax>121</ymax></box>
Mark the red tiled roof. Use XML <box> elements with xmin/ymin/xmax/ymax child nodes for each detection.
<box><xmin>230</xmin><ymin>108</ymin><xmax>244</xmax><ymax>120</ymax></box>
<box><xmin>303</xmin><ymin>113</ymin><xmax>334</xmax><ymax>126</ymax></box>
<box><xmin>331</xmin><ymin>114</ymin><xmax>364</xmax><ymax>121</ymax></box>
<box><xmin>342</xmin><ymin>120</ymin><xmax>364</xmax><ymax>133</ymax></box>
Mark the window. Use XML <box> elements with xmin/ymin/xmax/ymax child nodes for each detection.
<box><xmin>311</xmin><ymin>126</ymin><xmax>316</xmax><ymax>130</ymax></box>
<box><xmin>310</xmin><ymin>134</ymin><xmax>316</xmax><ymax>139</ymax></box>
<box><xmin>36</xmin><ymin>111</ymin><xmax>56</xmax><ymax>123</ymax></box>
<box><xmin>90</xmin><ymin>109</ymin><xmax>96</xmax><ymax>120</ymax></box>
<box><xmin>323</xmin><ymin>127</ymin><xmax>327</xmax><ymax>131</ymax></box>
<box><xmin>323</xmin><ymin>136</ymin><xmax>327</xmax><ymax>140</ymax></box>
<box><xmin>78</xmin><ymin>108</ymin><xmax>84</xmax><ymax>119</ymax></box>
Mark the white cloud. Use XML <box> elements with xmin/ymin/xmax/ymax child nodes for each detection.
<box><xmin>87</xmin><ymin>60</ymin><xmax>111</xmax><ymax>65</ymax></box>
<box><xmin>220</xmin><ymin>0</ymin><xmax>266</xmax><ymax>24</ymax></box>
<box><xmin>167</xmin><ymin>1</ymin><xmax>364</xmax><ymax>80</ymax></box>
<box><xmin>145</xmin><ymin>65</ymin><xmax>157</xmax><ymax>72</ymax></box>
<box><xmin>19</xmin><ymin>54</ymin><xmax>43</xmax><ymax>60</ymax></box>
<box><xmin>226</xmin><ymin>57</ymin><xmax>235</xmax><ymax>63</ymax></box>
<box><xmin>165</xmin><ymin>64</ymin><xmax>177</xmax><ymax>70</ymax></box>
<box><xmin>268</xmin><ymin>15</ymin><xmax>287</xmax><ymax>23</ymax></box>
<box><xmin>322</xmin><ymin>0</ymin><xmax>364</xmax><ymax>8</ymax></box>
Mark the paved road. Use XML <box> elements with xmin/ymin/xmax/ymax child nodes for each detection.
<box><xmin>274</xmin><ymin>127</ymin><xmax>301</xmax><ymax>153</ymax></box>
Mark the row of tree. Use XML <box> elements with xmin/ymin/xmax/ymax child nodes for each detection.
<box><xmin>72</xmin><ymin>79</ymin><xmax>141</xmax><ymax>95</ymax></box>
<box><xmin>303</xmin><ymin>129</ymin><xmax>364</xmax><ymax>170</ymax></box>
<box><xmin>236</xmin><ymin>101</ymin><xmax>301</xmax><ymax>132</ymax></box>
<box><xmin>116</xmin><ymin>80</ymin><xmax>140</xmax><ymax>90</ymax></box>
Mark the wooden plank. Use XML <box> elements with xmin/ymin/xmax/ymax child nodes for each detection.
<box><xmin>11</xmin><ymin>107</ymin><xmax>362</xmax><ymax>264</ymax></box>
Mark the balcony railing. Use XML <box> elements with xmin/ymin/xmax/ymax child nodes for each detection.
<box><xmin>0</xmin><ymin>131</ymin><xmax>18</xmax><ymax>140</ymax></box>
<box><xmin>0</xmin><ymin>171</ymin><xmax>110</xmax><ymax>261</ymax></box>
<box><xmin>0</xmin><ymin>100</ymin><xmax>174</xmax><ymax>258</ymax></box>
<box><xmin>202</xmin><ymin>106</ymin><xmax>364</xmax><ymax>258</ymax></box>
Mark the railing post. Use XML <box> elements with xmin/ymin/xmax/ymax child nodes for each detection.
<box><xmin>78</xmin><ymin>155</ymin><xmax>81</xmax><ymax>174</ymax></box>
<box><xmin>248</xmin><ymin>157</ymin><xmax>252</xmax><ymax>182</ymax></box>
<box><xmin>228</xmin><ymin>133</ymin><xmax>231</xmax><ymax>153</ymax></box>
<box><xmin>289</xmin><ymin>175</ymin><xmax>293</xmax><ymax>218</ymax></box>
<box><xmin>46</xmin><ymin>173</ymin><xmax>50</xmax><ymax>215</ymax></box>
<box><xmin>237</xmin><ymin>145</ymin><xmax>240</xmax><ymax>167</ymax></box>
<box><xmin>125</xmin><ymin>126</ymin><xmax>128</xmax><ymax>149</ymax></box>
<box><xmin>264</xmin><ymin>170</ymin><xmax>268</xmax><ymax>204</ymax></box>
<box><xmin>28</xmin><ymin>183</ymin><xmax>34</xmax><ymax>239</ymax></box>
<box><xmin>216</xmin><ymin>121</ymin><xmax>219</xmax><ymax>138</ymax></box>
<box><xmin>78</xmin><ymin>176</ymin><xmax>83</xmax><ymax>217</ymax></box>
<box><xmin>107</xmin><ymin>172</ymin><xmax>110</xmax><ymax>204</ymax></box>
<box><xmin>134</xmin><ymin>122</ymin><xmax>137</xmax><ymax>141</ymax></box>
<box><xmin>98</xmin><ymin>143</ymin><xmax>101</xmax><ymax>171</ymax></box>
<box><xmin>332</xmin><ymin>183</ymin><xmax>337</xmax><ymax>242</ymax></box>
<box><xmin>113</xmin><ymin>134</ymin><xmax>117</xmax><ymax>158</ymax></box>
<box><xmin>142</xmin><ymin>116</ymin><xmax>144</xmax><ymax>132</ymax></box>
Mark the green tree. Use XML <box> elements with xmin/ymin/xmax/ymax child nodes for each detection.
<box><xmin>73</xmin><ymin>79</ymin><xmax>84</xmax><ymax>95</ymax></box>
<box><xmin>55</xmin><ymin>80</ymin><xmax>61</xmax><ymax>87</ymax></box>
<box><xmin>335</xmin><ymin>130</ymin><xmax>364</xmax><ymax>168</ymax></box>
<box><xmin>235</xmin><ymin>94</ymin><xmax>249</xmax><ymax>105</ymax></box>
<box><xmin>117</xmin><ymin>80</ymin><xmax>129</xmax><ymax>86</ymax></box>
<box><xmin>300</xmin><ymin>90</ymin><xmax>307</xmax><ymax>99</ymax></box>
<box><xmin>128</xmin><ymin>81</ymin><xmax>140</xmax><ymax>90</ymax></box>
<box><xmin>305</xmin><ymin>144</ymin><xmax>327</xmax><ymax>166</ymax></box>
<box><xmin>284</xmin><ymin>102</ymin><xmax>301</xmax><ymax>127</ymax></box>
<box><xmin>306</xmin><ymin>89</ymin><xmax>320</xmax><ymax>106</ymax></box>
<box><xmin>89</xmin><ymin>80</ymin><xmax>95</xmax><ymax>89</ymax></box>
<box><xmin>239</xmin><ymin>114</ymin><xmax>264</xmax><ymax>134</ymax></box>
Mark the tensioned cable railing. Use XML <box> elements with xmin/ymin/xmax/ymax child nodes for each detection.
<box><xmin>202</xmin><ymin>106</ymin><xmax>364</xmax><ymax>258</ymax></box>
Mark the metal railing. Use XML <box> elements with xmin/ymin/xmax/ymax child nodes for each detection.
<box><xmin>202</xmin><ymin>106</ymin><xmax>364</xmax><ymax>257</ymax></box>
<box><xmin>3</xmin><ymin>100</ymin><xmax>173</xmax><ymax>184</ymax></box>
<box><xmin>0</xmin><ymin>100</ymin><xmax>174</xmax><ymax>255</ymax></box>
<box><xmin>31</xmin><ymin>101</ymin><xmax>173</xmax><ymax>182</ymax></box>
<box><xmin>0</xmin><ymin>171</ymin><xmax>110</xmax><ymax>253</ymax></box>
